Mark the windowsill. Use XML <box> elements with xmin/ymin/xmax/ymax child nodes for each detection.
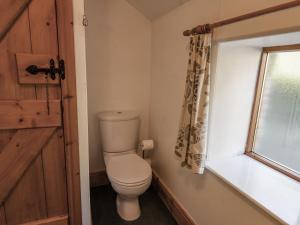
<box><xmin>206</xmin><ymin>155</ymin><xmax>300</xmax><ymax>225</ymax></box>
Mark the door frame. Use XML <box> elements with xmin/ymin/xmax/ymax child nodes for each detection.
<box><xmin>56</xmin><ymin>0</ymin><xmax>82</xmax><ymax>224</ymax></box>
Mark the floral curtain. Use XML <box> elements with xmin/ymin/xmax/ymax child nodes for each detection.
<box><xmin>175</xmin><ymin>33</ymin><xmax>211</xmax><ymax>174</ymax></box>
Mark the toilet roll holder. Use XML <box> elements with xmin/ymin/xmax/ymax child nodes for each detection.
<box><xmin>138</xmin><ymin>140</ymin><xmax>154</xmax><ymax>159</ymax></box>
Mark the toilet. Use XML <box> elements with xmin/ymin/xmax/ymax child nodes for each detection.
<box><xmin>98</xmin><ymin>111</ymin><xmax>152</xmax><ymax>221</ymax></box>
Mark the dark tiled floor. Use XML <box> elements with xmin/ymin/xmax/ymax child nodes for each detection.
<box><xmin>91</xmin><ymin>185</ymin><xmax>178</xmax><ymax>225</ymax></box>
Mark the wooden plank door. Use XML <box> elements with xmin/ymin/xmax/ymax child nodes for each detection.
<box><xmin>0</xmin><ymin>0</ymin><xmax>81</xmax><ymax>225</ymax></box>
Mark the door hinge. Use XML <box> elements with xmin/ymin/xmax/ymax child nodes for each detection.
<box><xmin>82</xmin><ymin>14</ymin><xmax>88</xmax><ymax>27</ymax></box>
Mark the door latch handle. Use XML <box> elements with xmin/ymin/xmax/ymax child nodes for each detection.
<box><xmin>26</xmin><ymin>58</ymin><xmax>65</xmax><ymax>80</ymax></box>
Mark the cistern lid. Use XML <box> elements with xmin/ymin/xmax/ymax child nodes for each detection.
<box><xmin>97</xmin><ymin>111</ymin><xmax>139</xmax><ymax>121</ymax></box>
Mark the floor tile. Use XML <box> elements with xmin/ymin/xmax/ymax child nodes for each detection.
<box><xmin>91</xmin><ymin>185</ymin><xmax>178</xmax><ymax>225</ymax></box>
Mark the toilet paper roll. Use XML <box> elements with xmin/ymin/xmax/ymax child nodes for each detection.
<box><xmin>140</xmin><ymin>140</ymin><xmax>154</xmax><ymax>151</ymax></box>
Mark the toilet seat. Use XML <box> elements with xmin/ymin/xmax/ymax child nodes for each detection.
<box><xmin>106</xmin><ymin>154</ymin><xmax>152</xmax><ymax>186</ymax></box>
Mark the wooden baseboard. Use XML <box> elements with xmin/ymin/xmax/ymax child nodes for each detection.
<box><xmin>152</xmin><ymin>172</ymin><xmax>197</xmax><ymax>225</ymax></box>
<box><xmin>90</xmin><ymin>170</ymin><xmax>110</xmax><ymax>187</ymax></box>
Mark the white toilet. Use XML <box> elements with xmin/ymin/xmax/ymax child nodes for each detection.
<box><xmin>98</xmin><ymin>111</ymin><xmax>152</xmax><ymax>221</ymax></box>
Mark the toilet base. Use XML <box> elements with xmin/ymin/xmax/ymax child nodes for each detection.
<box><xmin>116</xmin><ymin>195</ymin><xmax>140</xmax><ymax>221</ymax></box>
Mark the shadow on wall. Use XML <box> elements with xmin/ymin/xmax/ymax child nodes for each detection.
<box><xmin>86</xmin><ymin>0</ymin><xmax>110</xmax><ymax>172</ymax></box>
<box><xmin>85</xmin><ymin>0</ymin><xmax>152</xmax><ymax>173</ymax></box>
<box><xmin>88</xmin><ymin>114</ymin><xmax>105</xmax><ymax>172</ymax></box>
<box><xmin>176</xmin><ymin>166</ymin><xmax>208</xmax><ymax>190</ymax></box>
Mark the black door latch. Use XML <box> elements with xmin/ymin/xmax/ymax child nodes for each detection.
<box><xmin>26</xmin><ymin>58</ymin><xmax>65</xmax><ymax>80</ymax></box>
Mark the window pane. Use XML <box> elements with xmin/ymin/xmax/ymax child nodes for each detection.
<box><xmin>253</xmin><ymin>51</ymin><xmax>300</xmax><ymax>173</ymax></box>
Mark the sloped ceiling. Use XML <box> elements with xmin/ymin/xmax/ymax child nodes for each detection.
<box><xmin>126</xmin><ymin>0</ymin><xmax>190</xmax><ymax>21</ymax></box>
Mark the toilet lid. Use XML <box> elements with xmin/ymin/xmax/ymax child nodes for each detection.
<box><xmin>106</xmin><ymin>154</ymin><xmax>152</xmax><ymax>185</ymax></box>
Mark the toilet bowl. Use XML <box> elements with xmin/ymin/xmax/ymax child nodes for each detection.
<box><xmin>106</xmin><ymin>153</ymin><xmax>152</xmax><ymax>221</ymax></box>
<box><xmin>98</xmin><ymin>110</ymin><xmax>152</xmax><ymax>221</ymax></box>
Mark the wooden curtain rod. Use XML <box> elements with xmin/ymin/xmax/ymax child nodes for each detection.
<box><xmin>183</xmin><ymin>0</ymin><xmax>300</xmax><ymax>36</ymax></box>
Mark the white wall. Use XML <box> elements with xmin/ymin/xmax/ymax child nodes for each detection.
<box><xmin>72</xmin><ymin>0</ymin><xmax>91</xmax><ymax>224</ymax></box>
<box><xmin>150</xmin><ymin>0</ymin><xmax>300</xmax><ymax>225</ymax></box>
<box><xmin>85</xmin><ymin>0</ymin><xmax>152</xmax><ymax>172</ymax></box>
<box><xmin>82</xmin><ymin>0</ymin><xmax>300</xmax><ymax>224</ymax></box>
<box><xmin>208</xmin><ymin>44</ymin><xmax>261</xmax><ymax>160</ymax></box>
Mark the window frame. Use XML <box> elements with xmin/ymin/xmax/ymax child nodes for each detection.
<box><xmin>245</xmin><ymin>44</ymin><xmax>300</xmax><ymax>182</ymax></box>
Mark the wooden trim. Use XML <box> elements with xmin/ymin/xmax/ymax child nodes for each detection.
<box><xmin>246</xmin><ymin>152</ymin><xmax>300</xmax><ymax>182</ymax></box>
<box><xmin>20</xmin><ymin>215</ymin><xmax>68</xmax><ymax>225</ymax></box>
<box><xmin>152</xmin><ymin>172</ymin><xmax>197</xmax><ymax>225</ymax></box>
<box><xmin>263</xmin><ymin>44</ymin><xmax>300</xmax><ymax>52</ymax></box>
<box><xmin>90</xmin><ymin>171</ymin><xmax>110</xmax><ymax>187</ymax></box>
<box><xmin>15</xmin><ymin>53</ymin><xmax>60</xmax><ymax>84</ymax></box>
<box><xmin>0</xmin><ymin>0</ymin><xmax>32</xmax><ymax>42</ymax></box>
<box><xmin>245</xmin><ymin>52</ymin><xmax>268</xmax><ymax>153</ymax></box>
<box><xmin>55</xmin><ymin>0</ymin><xmax>82</xmax><ymax>224</ymax></box>
<box><xmin>183</xmin><ymin>0</ymin><xmax>300</xmax><ymax>36</ymax></box>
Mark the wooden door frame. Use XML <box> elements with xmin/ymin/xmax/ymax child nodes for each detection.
<box><xmin>56</xmin><ymin>0</ymin><xmax>82</xmax><ymax>224</ymax></box>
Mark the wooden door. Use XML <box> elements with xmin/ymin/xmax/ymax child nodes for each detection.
<box><xmin>0</xmin><ymin>0</ymin><xmax>82</xmax><ymax>225</ymax></box>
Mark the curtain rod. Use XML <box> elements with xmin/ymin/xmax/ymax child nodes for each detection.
<box><xmin>183</xmin><ymin>0</ymin><xmax>300</xmax><ymax>36</ymax></box>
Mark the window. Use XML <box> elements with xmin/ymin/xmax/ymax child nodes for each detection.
<box><xmin>246</xmin><ymin>44</ymin><xmax>300</xmax><ymax>181</ymax></box>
